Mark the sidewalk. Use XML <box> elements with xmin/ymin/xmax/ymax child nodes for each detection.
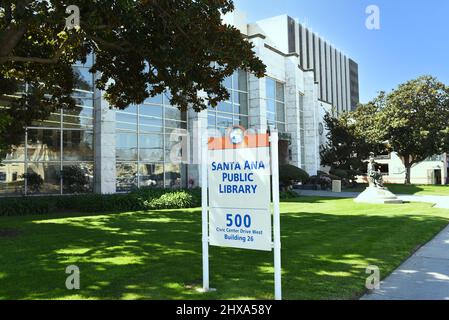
<box><xmin>294</xmin><ymin>189</ymin><xmax>360</xmax><ymax>198</ymax></box>
<box><xmin>362</xmin><ymin>224</ymin><xmax>449</xmax><ymax>300</ymax></box>
<box><xmin>294</xmin><ymin>190</ymin><xmax>449</xmax><ymax>209</ymax></box>
<box><xmin>295</xmin><ymin>189</ymin><xmax>449</xmax><ymax>300</ymax></box>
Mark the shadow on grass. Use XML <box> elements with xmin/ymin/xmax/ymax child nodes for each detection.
<box><xmin>0</xmin><ymin>201</ymin><xmax>448</xmax><ymax>300</ymax></box>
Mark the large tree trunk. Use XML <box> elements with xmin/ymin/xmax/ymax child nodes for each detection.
<box><xmin>404</xmin><ymin>166</ymin><xmax>412</xmax><ymax>185</ymax></box>
<box><xmin>403</xmin><ymin>155</ymin><xmax>412</xmax><ymax>185</ymax></box>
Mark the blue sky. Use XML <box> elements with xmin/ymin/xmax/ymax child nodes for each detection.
<box><xmin>234</xmin><ymin>0</ymin><xmax>449</xmax><ymax>103</ymax></box>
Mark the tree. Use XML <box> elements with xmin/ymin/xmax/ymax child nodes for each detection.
<box><xmin>380</xmin><ymin>76</ymin><xmax>449</xmax><ymax>184</ymax></box>
<box><xmin>320</xmin><ymin>103</ymin><xmax>388</xmax><ymax>182</ymax></box>
<box><xmin>0</xmin><ymin>0</ymin><xmax>266</xmax><ymax>159</ymax></box>
<box><xmin>321</xmin><ymin>76</ymin><xmax>449</xmax><ymax>185</ymax></box>
<box><xmin>279</xmin><ymin>164</ymin><xmax>309</xmax><ymax>190</ymax></box>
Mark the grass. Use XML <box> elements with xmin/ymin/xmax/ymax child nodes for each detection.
<box><xmin>1</xmin><ymin>197</ymin><xmax>449</xmax><ymax>300</ymax></box>
<box><xmin>344</xmin><ymin>184</ymin><xmax>449</xmax><ymax>196</ymax></box>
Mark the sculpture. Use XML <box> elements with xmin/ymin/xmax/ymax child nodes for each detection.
<box><xmin>367</xmin><ymin>153</ymin><xmax>384</xmax><ymax>188</ymax></box>
<box><xmin>354</xmin><ymin>152</ymin><xmax>403</xmax><ymax>204</ymax></box>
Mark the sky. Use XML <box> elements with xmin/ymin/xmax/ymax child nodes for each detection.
<box><xmin>234</xmin><ymin>0</ymin><xmax>449</xmax><ymax>103</ymax></box>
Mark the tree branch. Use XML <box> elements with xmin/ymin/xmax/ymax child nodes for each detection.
<box><xmin>0</xmin><ymin>24</ymin><xmax>28</xmax><ymax>58</ymax></box>
<box><xmin>0</xmin><ymin>0</ymin><xmax>34</xmax><ymax>57</ymax></box>
<box><xmin>89</xmin><ymin>35</ymin><xmax>132</xmax><ymax>53</ymax></box>
<box><xmin>0</xmin><ymin>35</ymin><xmax>68</xmax><ymax>64</ymax></box>
<box><xmin>0</xmin><ymin>55</ymin><xmax>61</xmax><ymax>64</ymax></box>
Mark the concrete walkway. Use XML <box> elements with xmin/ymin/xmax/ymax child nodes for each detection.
<box><xmin>294</xmin><ymin>190</ymin><xmax>449</xmax><ymax>209</ymax></box>
<box><xmin>295</xmin><ymin>189</ymin><xmax>449</xmax><ymax>300</ymax></box>
<box><xmin>362</xmin><ymin>224</ymin><xmax>449</xmax><ymax>300</ymax></box>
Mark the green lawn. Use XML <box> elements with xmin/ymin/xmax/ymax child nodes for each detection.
<box><xmin>345</xmin><ymin>184</ymin><xmax>449</xmax><ymax>196</ymax></box>
<box><xmin>1</xmin><ymin>197</ymin><xmax>449</xmax><ymax>300</ymax></box>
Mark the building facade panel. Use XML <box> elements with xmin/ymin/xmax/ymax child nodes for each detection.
<box><xmin>325</xmin><ymin>42</ymin><xmax>332</xmax><ymax>105</ymax></box>
<box><xmin>319</xmin><ymin>38</ymin><xmax>327</xmax><ymax>102</ymax></box>
<box><xmin>331</xmin><ymin>46</ymin><xmax>338</xmax><ymax>110</ymax></box>
<box><xmin>349</xmin><ymin>59</ymin><xmax>360</xmax><ymax>110</ymax></box>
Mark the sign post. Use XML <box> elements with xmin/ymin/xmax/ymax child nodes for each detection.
<box><xmin>201</xmin><ymin>126</ymin><xmax>282</xmax><ymax>299</ymax></box>
<box><xmin>270</xmin><ymin>131</ymin><xmax>282</xmax><ymax>300</ymax></box>
<box><xmin>201</xmin><ymin>126</ymin><xmax>210</xmax><ymax>292</ymax></box>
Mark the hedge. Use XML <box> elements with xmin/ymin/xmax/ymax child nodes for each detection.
<box><xmin>0</xmin><ymin>188</ymin><xmax>202</xmax><ymax>217</ymax></box>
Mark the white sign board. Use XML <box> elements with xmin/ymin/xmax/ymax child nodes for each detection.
<box><xmin>208</xmin><ymin>147</ymin><xmax>271</xmax><ymax>210</ymax></box>
<box><xmin>201</xmin><ymin>126</ymin><xmax>282</xmax><ymax>299</ymax></box>
<box><xmin>209</xmin><ymin>208</ymin><xmax>272</xmax><ymax>251</ymax></box>
<box><xmin>207</xmin><ymin>129</ymin><xmax>272</xmax><ymax>251</ymax></box>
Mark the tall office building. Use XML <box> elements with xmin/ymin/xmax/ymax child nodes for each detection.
<box><xmin>290</xmin><ymin>18</ymin><xmax>360</xmax><ymax>111</ymax></box>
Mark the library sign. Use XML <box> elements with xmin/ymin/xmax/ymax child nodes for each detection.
<box><xmin>200</xmin><ymin>126</ymin><xmax>282</xmax><ymax>300</ymax></box>
<box><xmin>208</xmin><ymin>127</ymin><xmax>272</xmax><ymax>251</ymax></box>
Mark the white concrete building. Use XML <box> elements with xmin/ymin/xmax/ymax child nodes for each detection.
<box><xmin>0</xmin><ymin>12</ymin><xmax>359</xmax><ymax>196</ymax></box>
<box><xmin>366</xmin><ymin>153</ymin><xmax>449</xmax><ymax>185</ymax></box>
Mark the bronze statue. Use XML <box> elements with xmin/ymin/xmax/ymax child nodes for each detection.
<box><xmin>367</xmin><ymin>153</ymin><xmax>384</xmax><ymax>188</ymax></box>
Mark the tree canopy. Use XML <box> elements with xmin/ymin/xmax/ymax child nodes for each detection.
<box><xmin>320</xmin><ymin>103</ymin><xmax>388</xmax><ymax>178</ymax></box>
<box><xmin>321</xmin><ymin>75</ymin><xmax>449</xmax><ymax>184</ymax></box>
<box><xmin>0</xmin><ymin>0</ymin><xmax>266</xmax><ymax>157</ymax></box>
<box><xmin>380</xmin><ymin>76</ymin><xmax>449</xmax><ymax>183</ymax></box>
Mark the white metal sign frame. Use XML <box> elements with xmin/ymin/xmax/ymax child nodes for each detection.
<box><xmin>200</xmin><ymin>128</ymin><xmax>282</xmax><ymax>300</ymax></box>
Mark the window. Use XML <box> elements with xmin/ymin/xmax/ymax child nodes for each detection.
<box><xmin>266</xmin><ymin>78</ymin><xmax>286</xmax><ymax>132</ymax></box>
<box><xmin>115</xmin><ymin>91</ymin><xmax>188</xmax><ymax>190</ymax></box>
<box><xmin>208</xmin><ymin>70</ymin><xmax>249</xmax><ymax>133</ymax></box>
<box><xmin>1</xmin><ymin>53</ymin><xmax>96</xmax><ymax>195</ymax></box>
<box><xmin>299</xmin><ymin>94</ymin><xmax>306</xmax><ymax>168</ymax></box>
<box><xmin>63</xmin><ymin>97</ymin><xmax>94</xmax><ymax>129</ymax></box>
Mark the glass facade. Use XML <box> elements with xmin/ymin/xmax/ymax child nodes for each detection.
<box><xmin>115</xmin><ymin>93</ymin><xmax>187</xmax><ymax>192</ymax></box>
<box><xmin>0</xmin><ymin>60</ymin><xmax>94</xmax><ymax>196</ymax></box>
<box><xmin>0</xmin><ymin>62</ymin><xmax>306</xmax><ymax>197</ymax></box>
<box><xmin>208</xmin><ymin>70</ymin><xmax>249</xmax><ymax>132</ymax></box>
<box><xmin>299</xmin><ymin>93</ymin><xmax>306</xmax><ymax>168</ymax></box>
<box><xmin>265</xmin><ymin>77</ymin><xmax>286</xmax><ymax>132</ymax></box>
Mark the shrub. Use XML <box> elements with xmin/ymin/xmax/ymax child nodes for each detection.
<box><xmin>145</xmin><ymin>191</ymin><xmax>192</xmax><ymax>209</ymax></box>
<box><xmin>279</xmin><ymin>190</ymin><xmax>298</xmax><ymax>199</ymax></box>
<box><xmin>0</xmin><ymin>188</ymin><xmax>202</xmax><ymax>217</ymax></box>
<box><xmin>307</xmin><ymin>175</ymin><xmax>332</xmax><ymax>190</ymax></box>
<box><xmin>279</xmin><ymin>164</ymin><xmax>309</xmax><ymax>190</ymax></box>
<box><xmin>0</xmin><ymin>197</ymin><xmax>51</xmax><ymax>216</ymax></box>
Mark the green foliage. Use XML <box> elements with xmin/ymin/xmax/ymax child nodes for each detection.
<box><xmin>21</xmin><ymin>172</ymin><xmax>43</xmax><ymax>193</ymax></box>
<box><xmin>0</xmin><ymin>1</ymin><xmax>266</xmax><ymax>158</ymax></box>
<box><xmin>320</xmin><ymin>104</ymin><xmax>388</xmax><ymax>179</ymax></box>
<box><xmin>279</xmin><ymin>190</ymin><xmax>298</xmax><ymax>199</ymax></box>
<box><xmin>1</xmin><ymin>198</ymin><xmax>449</xmax><ymax>299</ymax></box>
<box><xmin>307</xmin><ymin>170</ymin><xmax>355</xmax><ymax>189</ymax></box>
<box><xmin>321</xmin><ymin>75</ymin><xmax>449</xmax><ymax>184</ymax></box>
<box><xmin>328</xmin><ymin>169</ymin><xmax>347</xmax><ymax>179</ymax></box>
<box><xmin>130</xmin><ymin>187</ymin><xmax>202</xmax><ymax>210</ymax></box>
<box><xmin>0</xmin><ymin>188</ymin><xmax>202</xmax><ymax>217</ymax></box>
<box><xmin>279</xmin><ymin>164</ymin><xmax>309</xmax><ymax>189</ymax></box>
<box><xmin>0</xmin><ymin>197</ymin><xmax>50</xmax><ymax>216</ymax></box>
<box><xmin>380</xmin><ymin>76</ymin><xmax>449</xmax><ymax>183</ymax></box>
<box><xmin>307</xmin><ymin>174</ymin><xmax>332</xmax><ymax>190</ymax></box>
